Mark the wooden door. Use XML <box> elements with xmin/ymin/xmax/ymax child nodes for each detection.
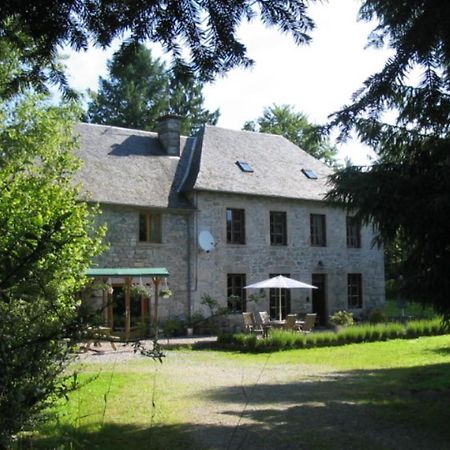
<box><xmin>312</xmin><ymin>274</ymin><xmax>327</xmax><ymax>326</ymax></box>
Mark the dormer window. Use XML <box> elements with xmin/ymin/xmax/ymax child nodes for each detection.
<box><xmin>236</xmin><ymin>161</ymin><xmax>254</xmax><ymax>173</ymax></box>
<box><xmin>302</xmin><ymin>168</ymin><xmax>318</xmax><ymax>179</ymax></box>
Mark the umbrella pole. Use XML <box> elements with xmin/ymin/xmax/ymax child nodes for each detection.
<box><xmin>279</xmin><ymin>287</ymin><xmax>282</xmax><ymax>321</ymax></box>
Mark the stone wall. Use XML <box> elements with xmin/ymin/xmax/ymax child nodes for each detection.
<box><xmin>89</xmin><ymin>193</ymin><xmax>385</xmax><ymax>331</ymax></box>
<box><xmin>91</xmin><ymin>204</ymin><xmax>192</xmax><ymax>320</ymax></box>
<box><xmin>190</xmin><ymin>191</ymin><xmax>385</xmax><ymax>329</ymax></box>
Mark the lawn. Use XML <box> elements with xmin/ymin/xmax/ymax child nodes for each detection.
<box><xmin>29</xmin><ymin>335</ymin><xmax>450</xmax><ymax>449</ymax></box>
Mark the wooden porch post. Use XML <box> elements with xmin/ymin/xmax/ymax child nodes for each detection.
<box><xmin>152</xmin><ymin>277</ymin><xmax>161</xmax><ymax>339</ymax></box>
<box><xmin>125</xmin><ymin>277</ymin><xmax>132</xmax><ymax>339</ymax></box>
<box><xmin>102</xmin><ymin>276</ymin><xmax>108</xmax><ymax>326</ymax></box>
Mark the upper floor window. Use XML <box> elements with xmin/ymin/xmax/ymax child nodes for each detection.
<box><xmin>139</xmin><ymin>212</ymin><xmax>162</xmax><ymax>243</ymax></box>
<box><xmin>347</xmin><ymin>273</ymin><xmax>363</xmax><ymax>309</ymax></box>
<box><xmin>310</xmin><ymin>214</ymin><xmax>326</xmax><ymax>246</ymax></box>
<box><xmin>227</xmin><ymin>273</ymin><xmax>246</xmax><ymax>313</ymax></box>
<box><xmin>270</xmin><ymin>211</ymin><xmax>287</xmax><ymax>246</ymax></box>
<box><xmin>226</xmin><ymin>208</ymin><xmax>246</xmax><ymax>244</ymax></box>
<box><xmin>346</xmin><ymin>216</ymin><xmax>361</xmax><ymax>248</ymax></box>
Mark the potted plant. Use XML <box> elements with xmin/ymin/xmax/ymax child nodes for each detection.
<box><xmin>131</xmin><ymin>283</ymin><xmax>150</xmax><ymax>298</ymax></box>
<box><xmin>159</xmin><ymin>288</ymin><xmax>173</xmax><ymax>299</ymax></box>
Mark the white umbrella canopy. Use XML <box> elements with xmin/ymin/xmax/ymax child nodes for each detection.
<box><xmin>245</xmin><ymin>275</ymin><xmax>317</xmax><ymax>321</ymax></box>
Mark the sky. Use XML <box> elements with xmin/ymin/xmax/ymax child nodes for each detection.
<box><xmin>63</xmin><ymin>0</ymin><xmax>392</xmax><ymax>165</ymax></box>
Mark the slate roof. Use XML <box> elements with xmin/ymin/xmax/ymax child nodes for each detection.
<box><xmin>181</xmin><ymin>125</ymin><xmax>333</xmax><ymax>201</ymax></box>
<box><xmin>74</xmin><ymin>123</ymin><xmax>194</xmax><ymax>209</ymax></box>
<box><xmin>75</xmin><ymin>122</ymin><xmax>333</xmax><ymax>209</ymax></box>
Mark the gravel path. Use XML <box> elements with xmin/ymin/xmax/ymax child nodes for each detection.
<box><xmin>75</xmin><ymin>339</ymin><xmax>449</xmax><ymax>450</ymax></box>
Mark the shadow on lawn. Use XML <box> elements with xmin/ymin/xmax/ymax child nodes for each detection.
<box><xmin>197</xmin><ymin>362</ymin><xmax>450</xmax><ymax>450</ymax></box>
<box><xmin>29</xmin><ymin>363</ymin><xmax>450</xmax><ymax>450</ymax></box>
<box><xmin>430</xmin><ymin>346</ymin><xmax>450</xmax><ymax>356</ymax></box>
<box><xmin>27</xmin><ymin>422</ymin><xmax>198</xmax><ymax>450</ymax></box>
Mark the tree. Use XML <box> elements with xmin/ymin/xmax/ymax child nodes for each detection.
<box><xmin>0</xmin><ymin>83</ymin><xmax>105</xmax><ymax>447</ymax></box>
<box><xmin>327</xmin><ymin>1</ymin><xmax>450</xmax><ymax>316</ymax></box>
<box><xmin>86</xmin><ymin>42</ymin><xmax>219</xmax><ymax>135</ymax></box>
<box><xmin>243</xmin><ymin>104</ymin><xmax>338</xmax><ymax>165</ymax></box>
<box><xmin>1</xmin><ymin>0</ymin><xmax>314</xmax><ymax>93</ymax></box>
<box><xmin>0</xmin><ymin>20</ymin><xmax>74</xmax><ymax>100</ymax></box>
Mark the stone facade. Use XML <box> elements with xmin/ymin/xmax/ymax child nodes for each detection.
<box><xmin>90</xmin><ymin>190</ymin><xmax>384</xmax><ymax>332</ymax></box>
<box><xmin>190</xmin><ymin>191</ymin><xmax>384</xmax><ymax>330</ymax></box>
<box><xmin>92</xmin><ymin>204</ymin><xmax>192</xmax><ymax>321</ymax></box>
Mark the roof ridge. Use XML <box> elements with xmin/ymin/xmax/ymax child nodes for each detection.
<box><xmin>78</xmin><ymin>122</ymin><xmax>190</xmax><ymax>138</ymax></box>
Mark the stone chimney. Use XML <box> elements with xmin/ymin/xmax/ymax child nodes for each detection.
<box><xmin>157</xmin><ymin>114</ymin><xmax>182</xmax><ymax>156</ymax></box>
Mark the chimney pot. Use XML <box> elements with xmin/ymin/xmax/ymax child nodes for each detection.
<box><xmin>158</xmin><ymin>114</ymin><xmax>182</xmax><ymax>156</ymax></box>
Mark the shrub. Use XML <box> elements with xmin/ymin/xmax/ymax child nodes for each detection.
<box><xmin>0</xmin><ymin>92</ymin><xmax>105</xmax><ymax>447</ymax></box>
<box><xmin>163</xmin><ymin>318</ymin><xmax>185</xmax><ymax>337</ymax></box>
<box><xmin>369</xmin><ymin>308</ymin><xmax>387</xmax><ymax>324</ymax></box>
<box><xmin>329</xmin><ymin>310</ymin><xmax>354</xmax><ymax>327</ymax></box>
<box><xmin>405</xmin><ymin>318</ymin><xmax>446</xmax><ymax>337</ymax></box>
<box><xmin>216</xmin><ymin>318</ymin><xmax>448</xmax><ymax>353</ymax></box>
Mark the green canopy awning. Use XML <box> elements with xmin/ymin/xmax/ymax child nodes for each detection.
<box><xmin>86</xmin><ymin>267</ymin><xmax>169</xmax><ymax>278</ymax></box>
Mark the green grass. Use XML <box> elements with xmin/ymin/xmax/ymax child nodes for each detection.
<box><xmin>24</xmin><ymin>335</ymin><xmax>450</xmax><ymax>449</ymax></box>
<box><xmin>26</xmin><ymin>362</ymin><xmax>196</xmax><ymax>449</ymax></box>
<box><xmin>266</xmin><ymin>334</ymin><xmax>450</xmax><ymax>370</ymax></box>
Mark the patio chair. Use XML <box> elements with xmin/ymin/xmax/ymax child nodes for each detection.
<box><xmin>299</xmin><ymin>313</ymin><xmax>317</xmax><ymax>333</ymax></box>
<box><xmin>259</xmin><ymin>311</ymin><xmax>271</xmax><ymax>325</ymax></box>
<box><xmin>258</xmin><ymin>311</ymin><xmax>272</xmax><ymax>337</ymax></box>
<box><xmin>242</xmin><ymin>312</ymin><xmax>263</xmax><ymax>335</ymax></box>
<box><xmin>284</xmin><ymin>314</ymin><xmax>302</xmax><ymax>332</ymax></box>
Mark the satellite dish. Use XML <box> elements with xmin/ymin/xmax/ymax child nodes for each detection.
<box><xmin>199</xmin><ymin>230</ymin><xmax>216</xmax><ymax>252</ymax></box>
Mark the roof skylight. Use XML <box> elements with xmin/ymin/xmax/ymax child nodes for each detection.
<box><xmin>302</xmin><ymin>168</ymin><xmax>318</xmax><ymax>179</ymax></box>
<box><xmin>236</xmin><ymin>161</ymin><xmax>254</xmax><ymax>173</ymax></box>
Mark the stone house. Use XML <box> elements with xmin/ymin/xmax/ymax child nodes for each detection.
<box><xmin>76</xmin><ymin>115</ymin><xmax>385</xmax><ymax>335</ymax></box>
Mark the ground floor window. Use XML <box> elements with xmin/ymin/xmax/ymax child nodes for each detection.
<box><xmin>269</xmin><ymin>273</ymin><xmax>291</xmax><ymax>319</ymax></box>
<box><xmin>227</xmin><ymin>273</ymin><xmax>246</xmax><ymax>312</ymax></box>
<box><xmin>347</xmin><ymin>273</ymin><xmax>363</xmax><ymax>308</ymax></box>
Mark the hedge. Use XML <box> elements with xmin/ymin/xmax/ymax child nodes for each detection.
<box><xmin>216</xmin><ymin>318</ymin><xmax>448</xmax><ymax>353</ymax></box>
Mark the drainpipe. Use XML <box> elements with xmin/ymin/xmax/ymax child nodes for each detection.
<box><xmin>186</xmin><ymin>214</ymin><xmax>192</xmax><ymax>321</ymax></box>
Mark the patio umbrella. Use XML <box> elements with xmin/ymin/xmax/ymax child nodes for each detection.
<box><xmin>244</xmin><ymin>275</ymin><xmax>317</xmax><ymax>321</ymax></box>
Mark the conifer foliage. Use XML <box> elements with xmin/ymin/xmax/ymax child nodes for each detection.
<box><xmin>327</xmin><ymin>0</ymin><xmax>450</xmax><ymax>316</ymax></box>
<box><xmin>0</xmin><ymin>0</ymin><xmax>315</xmax><ymax>89</ymax></box>
<box><xmin>87</xmin><ymin>42</ymin><xmax>219</xmax><ymax>135</ymax></box>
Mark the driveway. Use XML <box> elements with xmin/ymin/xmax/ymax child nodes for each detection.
<box><xmin>78</xmin><ymin>340</ymin><xmax>450</xmax><ymax>450</ymax></box>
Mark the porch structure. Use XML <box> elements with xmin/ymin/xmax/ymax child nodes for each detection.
<box><xmin>86</xmin><ymin>267</ymin><xmax>169</xmax><ymax>339</ymax></box>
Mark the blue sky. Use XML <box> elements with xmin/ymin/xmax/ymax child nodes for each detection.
<box><xmin>63</xmin><ymin>0</ymin><xmax>392</xmax><ymax>165</ymax></box>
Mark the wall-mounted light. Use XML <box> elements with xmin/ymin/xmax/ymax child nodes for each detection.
<box><xmin>317</xmin><ymin>260</ymin><xmax>324</xmax><ymax>269</ymax></box>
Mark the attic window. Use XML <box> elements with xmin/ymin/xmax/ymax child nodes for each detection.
<box><xmin>302</xmin><ymin>168</ymin><xmax>318</xmax><ymax>179</ymax></box>
<box><xmin>236</xmin><ymin>161</ymin><xmax>254</xmax><ymax>173</ymax></box>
